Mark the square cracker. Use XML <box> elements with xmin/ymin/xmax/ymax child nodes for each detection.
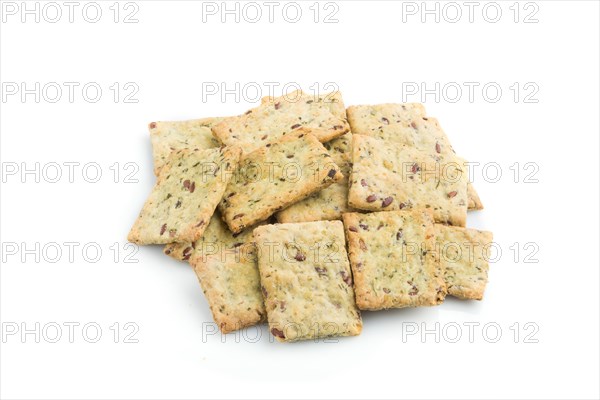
<box><xmin>346</xmin><ymin>104</ymin><xmax>483</xmax><ymax>210</ymax></box>
<box><xmin>435</xmin><ymin>224</ymin><xmax>493</xmax><ymax>300</ymax></box>
<box><xmin>346</xmin><ymin>103</ymin><xmax>426</xmax><ymax>133</ymax></box>
<box><xmin>348</xmin><ymin>134</ymin><xmax>468</xmax><ymax>227</ymax></box>
<box><xmin>163</xmin><ymin>211</ymin><xmax>259</xmax><ymax>262</ymax></box>
<box><xmin>253</xmin><ymin>220</ymin><xmax>362</xmax><ymax>342</ymax></box>
<box><xmin>212</xmin><ymin>90</ymin><xmax>349</xmax><ymax>156</ymax></box>
<box><xmin>219</xmin><ymin>132</ymin><xmax>343</xmax><ymax>233</ymax></box>
<box><xmin>149</xmin><ymin>118</ymin><xmax>222</xmax><ymax>175</ymax></box>
<box><xmin>275</xmin><ymin>132</ymin><xmax>355</xmax><ymax>223</ymax></box>
<box><xmin>127</xmin><ymin>146</ymin><xmax>241</xmax><ymax>245</ymax></box>
<box><xmin>342</xmin><ymin>210</ymin><xmax>446</xmax><ymax>310</ymax></box>
<box><xmin>189</xmin><ymin>221</ymin><xmax>265</xmax><ymax>333</ymax></box>
<box><xmin>261</xmin><ymin>90</ymin><xmax>348</xmax><ymax>122</ymax></box>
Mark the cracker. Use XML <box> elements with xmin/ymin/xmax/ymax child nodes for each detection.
<box><xmin>347</xmin><ymin>104</ymin><xmax>483</xmax><ymax>210</ymax></box>
<box><xmin>467</xmin><ymin>185</ymin><xmax>484</xmax><ymax>210</ymax></box>
<box><xmin>275</xmin><ymin>133</ymin><xmax>355</xmax><ymax>223</ymax></box>
<box><xmin>149</xmin><ymin>118</ymin><xmax>222</xmax><ymax>175</ymax></box>
<box><xmin>212</xmin><ymin>90</ymin><xmax>349</xmax><ymax>155</ymax></box>
<box><xmin>127</xmin><ymin>146</ymin><xmax>241</xmax><ymax>245</ymax></box>
<box><xmin>346</xmin><ymin>103</ymin><xmax>426</xmax><ymax>134</ymax></box>
<box><xmin>261</xmin><ymin>90</ymin><xmax>348</xmax><ymax>121</ymax></box>
<box><xmin>348</xmin><ymin>135</ymin><xmax>468</xmax><ymax>226</ymax></box>
<box><xmin>342</xmin><ymin>210</ymin><xmax>446</xmax><ymax>310</ymax></box>
<box><xmin>253</xmin><ymin>221</ymin><xmax>362</xmax><ymax>342</ymax></box>
<box><xmin>435</xmin><ymin>224</ymin><xmax>493</xmax><ymax>300</ymax></box>
<box><xmin>163</xmin><ymin>211</ymin><xmax>257</xmax><ymax>262</ymax></box>
<box><xmin>219</xmin><ymin>132</ymin><xmax>343</xmax><ymax>233</ymax></box>
<box><xmin>189</xmin><ymin>224</ymin><xmax>265</xmax><ymax>333</ymax></box>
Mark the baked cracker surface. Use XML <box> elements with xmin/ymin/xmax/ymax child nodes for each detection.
<box><xmin>347</xmin><ymin>104</ymin><xmax>483</xmax><ymax>210</ymax></box>
<box><xmin>190</xmin><ymin>225</ymin><xmax>266</xmax><ymax>333</ymax></box>
<box><xmin>149</xmin><ymin>118</ymin><xmax>223</xmax><ymax>175</ymax></box>
<box><xmin>127</xmin><ymin>146</ymin><xmax>240</xmax><ymax>245</ymax></box>
<box><xmin>212</xmin><ymin>90</ymin><xmax>349</xmax><ymax>155</ymax></box>
<box><xmin>163</xmin><ymin>211</ymin><xmax>263</xmax><ymax>262</ymax></box>
<box><xmin>342</xmin><ymin>210</ymin><xmax>446</xmax><ymax>310</ymax></box>
<box><xmin>348</xmin><ymin>134</ymin><xmax>468</xmax><ymax>226</ymax></box>
<box><xmin>275</xmin><ymin>132</ymin><xmax>355</xmax><ymax>223</ymax></box>
<box><xmin>435</xmin><ymin>224</ymin><xmax>493</xmax><ymax>300</ymax></box>
<box><xmin>253</xmin><ymin>220</ymin><xmax>362</xmax><ymax>342</ymax></box>
<box><xmin>219</xmin><ymin>132</ymin><xmax>343</xmax><ymax>233</ymax></box>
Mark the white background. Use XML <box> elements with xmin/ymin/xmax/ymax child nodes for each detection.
<box><xmin>1</xmin><ymin>1</ymin><xmax>599</xmax><ymax>399</ymax></box>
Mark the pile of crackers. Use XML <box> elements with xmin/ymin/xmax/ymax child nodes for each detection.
<box><xmin>128</xmin><ymin>90</ymin><xmax>493</xmax><ymax>343</ymax></box>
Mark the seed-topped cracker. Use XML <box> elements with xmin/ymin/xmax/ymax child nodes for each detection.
<box><xmin>347</xmin><ymin>103</ymin><xmax>483</xmax><ymax>210</ymax></box>
<box><xmin>435</xmin><ymin>224</ymin><xmax>493</xmax><ymax>300</ymax></box>
<box><xmin>212</xmin><ymin>90</ymin><xmax>349</xmax><ymax>155</ymax></box>
<box><xmin>149</xmin><ymin>118</ymin><xmax>223</xmax><ymax>175</ymax></box>
<box><xmin>219</xmin><ymin>132</ymin><xmax>343</xmax><ymax>233</ymax></box>
<box><xmin>254</xmin><ymin>220</ymin><xmax>362</xmax><ymax>342</ymax></box>
<box><xmin>342</xmin><ymin>210</ymin><xmax>446</xmax><ymax>310</ymax></box>
<box><xmin>275</xmin><ymin>132</ymin><xmax>355</xmax><ymax>223</ymax></box>
<box><xmin>163</xmin><ymin>210</ymin><xmax>260</xmax><ymax>262</ymax></box>
<box><xmin>127</xmin><ymin>146</ymin><xmax>241</xmax><ymax>245</ymax></box>
<box><xmin>346</xmin><ymin>103</ymin><xmax>426</xmax><ymax>135</ymax></box>
<box><xmin>348</xmin><ymin>134</ymin><xmax>468</xmax><ymax>226</ymax></box>
<box><xmin>261</xmin><ymin>90</ymin><xmax>348</xmax><ymax>122</ymax></box>
<box><xmin>189</xmin><ymin>219</ymin><xmax>266</xmax><ymax>333</ymax></box>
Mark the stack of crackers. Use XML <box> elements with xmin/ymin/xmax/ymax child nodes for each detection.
<box><xmin>128</xmin><ymin>90</ymin><xmax>493</xmax><ymax>343</ymax></box>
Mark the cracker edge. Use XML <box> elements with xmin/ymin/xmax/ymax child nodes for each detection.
<box><xmin>220</xmin><ymin>133</ymin><xmax>344</xmax><ymax>233</ymax></box>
